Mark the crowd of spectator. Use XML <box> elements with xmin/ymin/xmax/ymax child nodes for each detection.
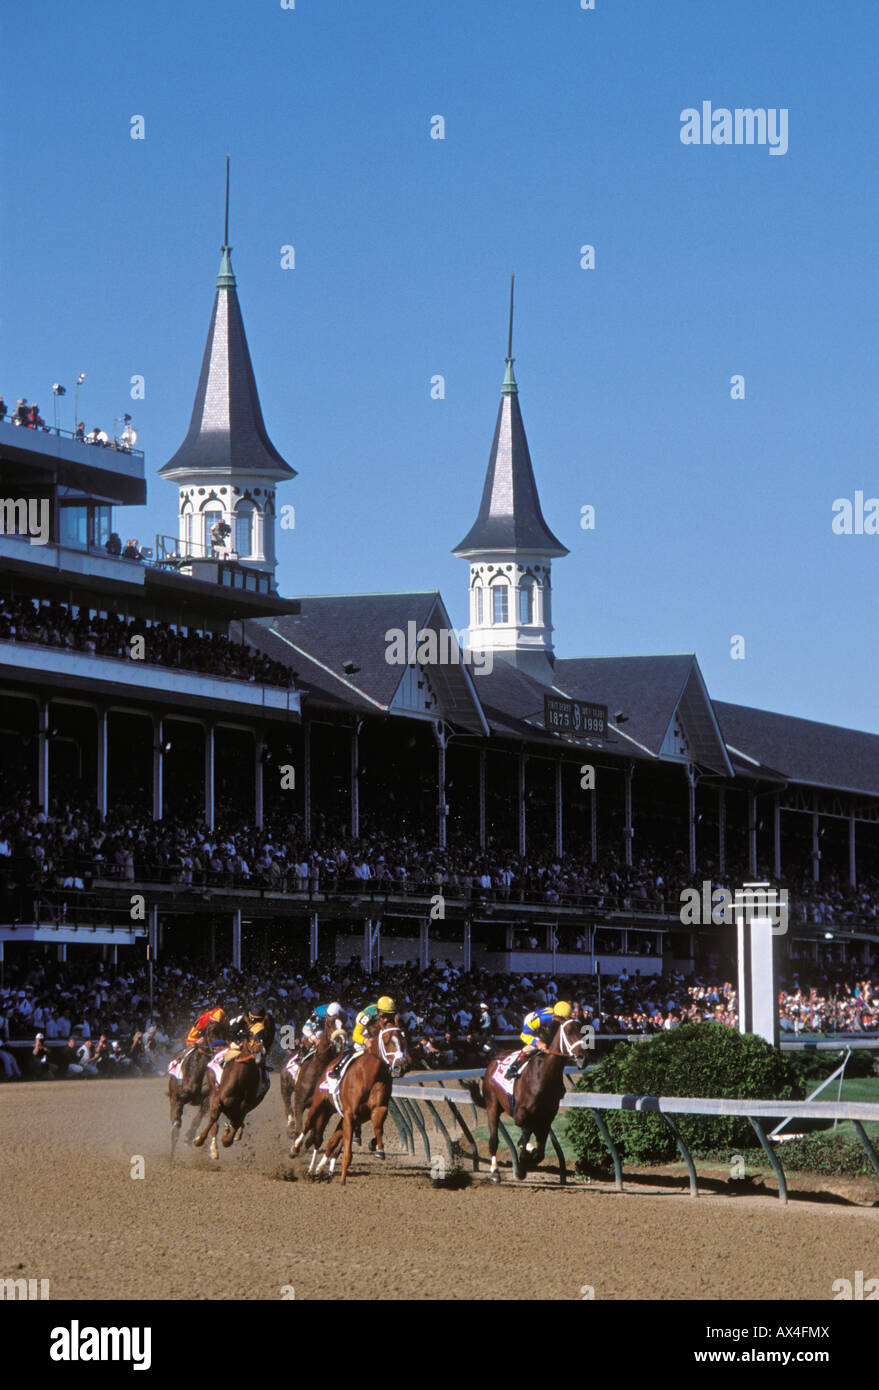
<box><xmin>0</xmin><ymin>594</ymin><xmax>296</xmax><ymax>687</ymax></box>
<box><xmin>1</xmin><ymin>791</ymin><xmax>877</xmax><ymax>939</ymax></box>
<box><xmin>0</xmin><ymin>953</ymin><xmax>875</xmax><ymax>1084</ymax></box>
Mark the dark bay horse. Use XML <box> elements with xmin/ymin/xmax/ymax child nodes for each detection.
<box><xmin>293</xmin><ymin>1023</ymin><xmax>408</xmax><ymax>1186</ymax></box>
<box><xmin>281</xmin><ymin>1019</ymin><xmax>346</xmax><ymax>1147</ymax></box>
<box><xmin>478</xmin><ymin>1017</ymin><xmax>588</xmax><ymax>1180</ymax></box>
<box><xmin>168</xmin><ymin>1017</ymin><xmax>228</xmax><ymax>1157</ymax></box>
<box><xmin>192</xmin><ymin>1039</ymin><xmax>270</xmax><ymax>1161</ymax></box>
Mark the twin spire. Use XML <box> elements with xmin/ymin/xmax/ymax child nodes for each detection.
<box><xmin>159</xmin><ymin>157</ymin><xmax>295</xmax><ymax>482</ymax></box>
<box><xmin>452</xmin><ymin>274</ymin><xmax>567</xmax><ymax>558</ymax></box>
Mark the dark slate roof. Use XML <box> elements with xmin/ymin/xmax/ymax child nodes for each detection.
<box><xmin>554</xmin><ymin>655</ymin><xmax>696</xmax><ymax>757</ymax></box>
<box><xmin>714</xmin><ymin>702</ymin><xmax>879</xmax><ymax>797</ymax></box>
<box><xmin>452</xmin><ymin>372</ymin><xmax>568</xmax><ymax>557</ymax></box>
<box><xmin>475</xmin><ymin>657</ymin><xmax>649</xmax><ymax>756</ymax></box>
<box><xmin>159</xmin><ymin>249</ymin><xmax>295</xmax><ymax>480</ymax></box>
<box><xmin>249</xmin><ymin>593</ymin><xmax>487</xmax><ymax>735</ymax></box>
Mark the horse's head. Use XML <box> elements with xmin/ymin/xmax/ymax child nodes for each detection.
<box><xmin>554</xmin><ymin>1016</ymin><xmax>590</xmax><ymax>1064</ymax></box>
<box><xmin>376</xmin><ymin>1023</ymin><xmax>408</xmax><ymax>1078</ymax></box>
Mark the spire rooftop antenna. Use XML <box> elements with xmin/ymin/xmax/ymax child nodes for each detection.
<box><xmin>507</xmin><ymin>273</ymin><xmax>515</xmax><ymax>360</ymax></box>
<box><xmin>224</xmin><ymin>153</ymin><xmax>230</xmax><ymax>246</ymax></box>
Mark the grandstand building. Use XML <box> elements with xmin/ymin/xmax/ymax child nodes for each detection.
<box><xmin>1</xmin><ymin>221</ymin><xmax>878</xmax><ymax>985</ymax></box>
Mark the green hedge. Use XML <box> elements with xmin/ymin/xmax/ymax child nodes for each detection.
<box><xmin>697</xmin><ymin>1132</ymin><xmax>875</xmax><ymax>1178</ymax></box>
<box><xmin>567</xmin><ymin>1022</ymin><xmax>803</xmax><ymax>1170</ymax></box>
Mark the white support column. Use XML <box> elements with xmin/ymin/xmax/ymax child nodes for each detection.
<box><xmin>517</xmin><ymin>754</ymin><xmax>527</xmax><ymax>856</ymax></box>
<box><xmin>590</xmin><ymin>777</ymin><xmax>598</xmax><ymax>864</ymax></box>
<box><xmin>419</xmin><ymin>918</ymin><xmax>429</xmax><ymax>972</ymax></box>
<box><xmin>849</xmin><ymin>814</ymin><xmax>857</xmax><ymax>889</ymax></box>
<box><xmin>351</xmin><ymin>720</ymin><xmax>361</xmax><ymax>839</ymax></box>
<box><xmin>96</xmin><ymin>708</ymin><xmax>108</xmax><ymax>818</ymax></box>
<box><xmin>435</xmin><ymin>723</ymin><xmax>448</xmax><ymax>849</ymax></box>
<box><xmin>718</xmin><ymin>788</ymin><xmax>726</xmax><ymax>876</ymax></box>
<box><xmin>303</xmin><ymin>723</ymin><xmax>312</xmax><ymax>840</ymax></box>
<box><xmin>152</xmin><ymin>716</ymin><xmax>163</xmax><ymax>822</ymax></box>
<box><xmin>463</xmin><ymin>915</ymin><xmax>472</xmax><ymax>973</ymax></box>
<box><xmin>554</xmin><ymin>760</ymin><xmax>563</xmax><ymax>857</ymax></box>
<box><xmin>686</xmin><ymin>766</ymin><xmax>695</xmax><ymax>876</ymax></box>
<box><xmin>625</xmin><ymin>762</ymin><xmax>634</xmax><ymax>868</ymax></box>
<box><xmin>812</xmin><ymin>806</ymin><xmax>820</xmax><ymax>883</ymax></box>
<box><xmin>254</xmin><ymin>734</ymin><xmax>264</xmax><ymax>830</ymax></box>
<box><xmin>232</xmin><ymin>908</ymin><xmax>242</xmax><ymax>971</ymax></box>
<box><xmin>37</xmin><ymin>701</ymin><xmax>50</xmax><ymax>811</ymax></box>
<box><xmin>478</xmin><ymin>747</ymin><xmax>487</xmax><ymax>851</ymax></box>
<box><xmin>773</xmin><ymin>795</ymin><xmax>782</xmax><ymax>879</ymax></box>
<box><xmin>204</xmin><ymin>725</ymin><xmax>215</xmax><ymax>830</ymax></box>
<box><xmin>309</xmin><ymin>911</ymin><xmax>319</xmax><ymax>966</ymax></box>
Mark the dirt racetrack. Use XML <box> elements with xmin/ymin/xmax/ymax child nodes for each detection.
<box><xmin>1</xmin><ymin>1077</ymin><xmax>876</xmax><ymax>1301</ymax></box>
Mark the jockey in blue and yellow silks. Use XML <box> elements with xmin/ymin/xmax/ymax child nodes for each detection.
<box><xmin>505</xmin><ymin>1000</ymin><xmax>572</xmax><ymax>1082</ymax></box>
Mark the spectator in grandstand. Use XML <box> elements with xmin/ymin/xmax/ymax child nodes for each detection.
<box><xmin>105</xmin><ymin>532</ymin><xmax>122</xmax><ymax>557</ymax></box>
<box><xmin>74</xmin><ymin>421</ymin><xmax>85</xmax><ymax>441</ymax></box>
<box><xmin>0</xmin><ymin>397</ymin><xmax>6</xmax><ymax>422</ymax></box>
<box><xmin>0</xmin><ymin>1042</ymin><xmax>21</xmax><ymax>1079</ymax></box>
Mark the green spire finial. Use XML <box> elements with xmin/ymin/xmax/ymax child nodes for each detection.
<box><xmin>217</xmin><ymin>153</ymin><xmax>236</xmax><ymax>288</ymax></box>
<box><xmin>502</xmin><ymin>273</ymin><xmax>517</xmax><ymax>395</ymax></box>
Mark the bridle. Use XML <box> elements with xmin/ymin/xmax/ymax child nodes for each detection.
<box><xmin>378</xmin><ymin>1024</ymin><xmax>406</xmax><ymax>1076</ymax></box>
<box><xmin>545</xmin><ymin>1018</ymin><xmax>589</xmax><ymax>1059</ymax></box>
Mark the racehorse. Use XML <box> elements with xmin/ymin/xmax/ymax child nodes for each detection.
<box><xmin>168</xmin><ymin>1017</ymin><xmax>228</xmax><ymax>1157</ymax></box>
<box><xmin>192</xmin><ymin>1038</ymin><xmax>270</xmax><ymax>1161</ymax></box>
<box><xmin>292</xmin><ymin>1022</ymin><xmax>408</xmax><ymax>1186</ymax></box>
<box><xmin>476</xmin><ymin>1016</ymin><xmax>588</xmax><ymax>1180</ymax></box>
<box><xmin>280</xmin><ymin>1018</ymin><xmax>346</xmax><ymax>1141</ymax></box>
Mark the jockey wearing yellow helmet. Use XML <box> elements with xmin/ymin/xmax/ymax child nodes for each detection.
<box><xmin>505</xmin><ymin>1000</ymin><xmax>572</xmax><ymax>1081</ymax></box>
<box><xmin>328</xmin><ymin>995</ymin><xmax>396</xmax><ymax>1079</ymax></box>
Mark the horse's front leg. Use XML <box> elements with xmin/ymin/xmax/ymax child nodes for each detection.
<box><xmin>486</xmin><ymin>1089</ymin><xmax>502</xmax><ymax>1181</ymax></box>
<box><xmin>338</xmin><ymin>1112</ymin><xmax>355</xmax><ymax>1187</ymax></box>
<box><xmin>370</xmin><ymin>1102</ymin><xmax>388</xmax><ymax>1161</ymax></box>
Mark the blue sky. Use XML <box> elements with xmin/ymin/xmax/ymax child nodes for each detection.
<box><xmin>3</xmin><ymin>1</ymin><xmax>879</xmax><ymax>731</ymax></box>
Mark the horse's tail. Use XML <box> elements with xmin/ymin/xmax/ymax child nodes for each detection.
<box><xmin>462</xmin><ymin>1078</ymin><xmax>485</xmax><ymax>1110</ymax></box>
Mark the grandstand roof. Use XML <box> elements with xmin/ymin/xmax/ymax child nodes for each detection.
<box><xmin>452</xmin><ymin>360</ymin><xmax>568</xmax><ymax>558</ymax></box>
<box><xmin>254</xmin><ymin>592</ymin><xmax>488</xmax><ymax>732</ymax></box>
<box><xmin>555</xmin><ymin>654</ymin><xmax>733</xmax><ymax>775</ymax></box>
<box><xmin>714</xmin><ymin>701</ymin><xmax>879</xmax><ymax>798</ymax></box>
<box><xmin>159</xmin><ymin>246</ymin><xmax>295</xmax><ymax>482</ymax></box>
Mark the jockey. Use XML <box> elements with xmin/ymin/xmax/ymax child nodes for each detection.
<box><xmin>505</xmin><ymin>1000</ymin><xmax>572</xmax><ymax>1082</ymax></box>
<box><xmin>302</xmin><ymin>1001</ymin><xmax>345</xmax><ymax>1048</ymax></box>
<box><xmin>185</xmin><ymin>1006</ymin><xmax>228</xmax><ymax>1050</ymax></box>
<box><xmin>328</xmin><ymin>995</ymin><xmax>395</xmax><ymax>1079</ymax></box>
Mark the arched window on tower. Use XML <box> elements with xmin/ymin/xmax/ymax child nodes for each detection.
<box><xmin>491</xmin><ymin>582</ymin><xmax>509</xmax><ymax>624</ymax></box>
<box><xmin>181</xmin><ymin>505</ymin><xmax>193</xmax><ymax>553</ymax></box>
<box><xmin>474</xmin><ymin>582</ymin><xmax>484</xmax><ymax>625</ymax></box>
<box><xmin>235</xmin><ymin>500</ymin><xmax>256</xmax><ymax>558</ymax></box>
<box><xmin>518</xmin><ymin>576</ymin><xmax>536</xmax><ymax>624</ymax></box>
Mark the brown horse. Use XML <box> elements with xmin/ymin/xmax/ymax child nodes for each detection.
<box><xmin>479</xmin><ymin>1017</ymin><xmax>588</xmax><ymax>1180</ymax></box>
<box><xmin>293</xmin><ymin>1022</ymin><xmax>408</xmax><ymax>1186</ymax></box>
<box><xmin>192</xmin><ymin>1039</ymin><xmax>270</xmax><ymax>1161</ymax></box>
<box><xmin>281</xmin><ymin>1019</ymin><xmax>346</xmax><ymax>1146</ymax></box>
<box><xmin>168</xmin><ymin>1018</ymin><xmax>228</xmax><ymax>1156</ymax></box>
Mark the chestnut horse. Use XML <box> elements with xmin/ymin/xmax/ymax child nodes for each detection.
<box><xmin>280</xmin><ymin>1018</ymin><xmax>346</xmax><ymax>1141</ymax></box>
<box><xmin>479</xmin><ymin>1017</ymin><xmax>588</xmax><ymax>1180</ymax></box>
<box><xmin>168</xmin><ymin>1017</ymin><xmax>228</xmax><ymax>1156</ymax></box>
<box><xmin>293</xmin><ymin>1023</ymin><xmax>408</xmax><ymax>1186</ymax></box>
<box><xmin>192</xmin><ymin>1039</ymin><xmax>270</xmax><ymax>1161</ymax></box>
